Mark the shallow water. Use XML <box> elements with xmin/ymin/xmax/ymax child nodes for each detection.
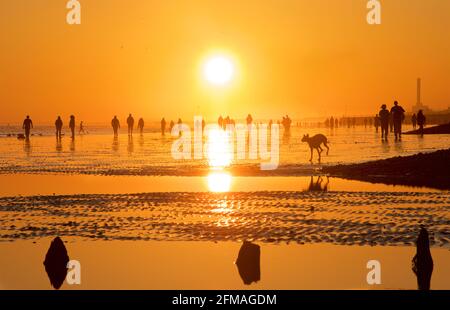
<box><xmin>0</xmin><ymin>126</ymin><xmax>449</xmax><ymax>176</ymax></box>
<box><xmin>0</xmin><ymin>184</ymin><xmax>448</xmax><ymax>247</ymax></box>
<box><xmin>0</xmin><ymin>125</ymin><xmax>449</xmax><ymax>290</ymax></box>
<box><xmin>0</xmin><ymin>239</ymin><xmax>449</xmax><ymax>290</ymax></box>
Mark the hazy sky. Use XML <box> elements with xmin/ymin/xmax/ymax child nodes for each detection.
<box><xmin>1</xmin><ymin>0</ymin><xmax>450</xmax><ymax>123</ymax></box>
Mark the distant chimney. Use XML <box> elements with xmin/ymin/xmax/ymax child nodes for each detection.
<box><xmin>417</xmin><ymin>78</ymin><xmax>422</xmax><ymax>107</ymax></box>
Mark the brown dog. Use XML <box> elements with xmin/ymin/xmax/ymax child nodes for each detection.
<box><xmin>301</xmin><ymin>134</ymin><xmax>329</xmax><ymax>163</ymax></box>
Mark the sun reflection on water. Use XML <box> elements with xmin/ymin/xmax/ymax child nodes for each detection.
<box><xmin>207</xmin><ymin>172</ymin><xmax>232</xmax><ymax>192</ymax></box>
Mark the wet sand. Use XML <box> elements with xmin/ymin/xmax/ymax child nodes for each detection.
<box><xmin>0</xmin><ymin>239</ymin><xmax>449</xmax><ymax>290</ymax></box>
<box><xmin>324</xmin><ymin>149</ymin><xmax>450</xmax><ymax>190</ymax></box>
<box><xmin>0</xmin><ymin>188</ymin><xmax>448</xmax><ymax>246</ymax></box>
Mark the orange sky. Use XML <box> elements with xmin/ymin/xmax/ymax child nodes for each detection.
<box><xmin>1</xmin><ymin>0</ymin><xmax>449</xmax><ymax>123</ymax></box>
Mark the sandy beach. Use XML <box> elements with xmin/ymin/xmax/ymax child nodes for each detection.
<box><xmin>0</xmin><ymin>127</ymin><xmax>449</xmax><ymax>290</ymax></box>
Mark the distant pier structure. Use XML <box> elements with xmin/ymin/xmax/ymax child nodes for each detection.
<box><xmin>412</xmin><ymin>78</ymin><xmax>433</xmax><ymax>114</ymax></box>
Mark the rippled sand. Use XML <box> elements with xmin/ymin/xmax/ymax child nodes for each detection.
<box><xmin>1</xmin><ymin>191</ymin><xmax>448</xmax><ymax>246</ymax></box>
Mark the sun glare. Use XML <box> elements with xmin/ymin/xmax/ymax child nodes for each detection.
<box><xmin>206</xmin><ymin>128</ymin><xmax>233</xmax><ymax>168</ymax></box>
<box><xmin>207</xmin><ymin>172</ymin><xmax>232</xmax><ymax>193</ymax></box>
<box><xmin>203</xmin><ymin>55</ymin><xmax>234</xmax><ymax>86</ymax></box>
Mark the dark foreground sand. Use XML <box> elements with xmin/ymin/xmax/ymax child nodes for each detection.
<box><xmin>404</xmin><ymin>123</ymin><xmax>450</xmax><ymax>135</ymax></box>
<box><xmin>323</xmin><ymin>148</ymin><xmax>450</xmax><ymax>190</ymax></box>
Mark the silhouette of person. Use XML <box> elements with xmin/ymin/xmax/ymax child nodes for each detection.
<box><xmin>111</xmin><ymin>116</ymin><xmax>120</xmax><ymax>136</ymax></box>
<box><xmin>127</xmin><ymin>114</ymin><xmax>135</xmax><ymax>136</ymax></box>
<box><xmin>79</xmin><ymin>121</ymin><xmax>86</xmax><ymax>134</ymax></box>
<box><xmin>169</xmin><ymin>120</ymin><xmax>175</xmax><ymax>133</ymax></box>
<box><xmin>22</xmin><ymin>115</ymin><xmax>33</xmax><ymax>140</ymax></box>
<box><xmin>55</xmin><ymin>116</ymin><xmax>63</xmax><ymax>139</ymax></box>
<box><xmin>390</xmin><ymin>101</ymin><xmax>405</xmax><ymax>141</ymax></box>
<box><xmin>412</xmin><ymin>226</ymin><xmax>433</xmax><ymax>290</ymax></box>
<box><xmin>138</xmin><ymin>118</ymin><xmax>145</xmax><ymax>134</ymax></box>
<box><xmin>69</xmin><ymin>115</ymin><xmax>76</xmax><ymax>139</ymax></box>
<box><xmin>389</xmin><ymin>113</ymin><xmax>394</xmax><ymax>133</ymax></box>
<box><xmin>202</xmin><ymin>118</ymin><xmax>206</xmax><ymax>132</ymax></box>
<box><xmin>417</xmin><ymin>110</ymin><xmax>426</xmax><ymax>137</ymax></box>
<box><xmin>177</xmin><ymin>118</ymin><xmax>183</xmax><ymax>137</ymax></box>
<box><xmin>160</xmin><ymin>118</ymin><xmax>166</xmax><ymax>135</ymax></box>
<box><xmin>235</xmin><ymin>241</ymin><xmax>261</xmax><ymax>285</ymax></box>
<box><xmin>411</xmin><ymin>113</ymin><xmax>417</xmax><ymax>130</ymax></box>
<box><xmin>43</xmin><ymin>237</ymin><xmax>69</xmax><ymax>290</ymax></box>
<box><xmin>246</xmin><ymin>114</ymin><xmax>253</xmax><ymax>126</ymax></box>
<box><xmin>218</xmin><ymin>115</ymin><xmax>223</xmax><ymax>128</ymax></box>
<box><xmin>374</xmin><ymin>114</ymin><xmax>380</xmax><ymax>133</ymax></box>
<box><xmin>379</xmin><ymin>104</ymin><xmax>390</xmax><ymax>141</ymax></box>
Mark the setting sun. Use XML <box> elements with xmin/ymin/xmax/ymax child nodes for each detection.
<box><xmin>203</xmin><ymin>55</ymin><xmax>235</xmax><ymax>86</ymax></box>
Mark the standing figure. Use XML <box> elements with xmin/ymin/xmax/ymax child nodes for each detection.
<box><xmin>160</xmin><ymin>118</ymin><xmax>166</xmax><ymax>135</ymax></box>
<box><xmin>246</xmin><ymin>114</ymin><xmax>253</xmax><ymax>126</ymax></box>
<box><xmin>411</xmin><ymin>113</ymin><xmax>417</xmax><ymax>130</ymax></box>
<box><xmin>177</xmin><ymin>118</ymin><xmax>183</xmax><ymax>137</ymax></box>
<box><xmin>390</xmin><ymin>101</ymin><xmax>405</xmax><ymax>141</ymax></box>
<box><xmin>137</xmin><ymin>118</ymin><xmax>144</xmax><ymax>134</ymax></box>
<box><xmin>55</xmin><ymin>116</ymin><xmax>63</xmax><ymax>139</ymax></box>
<box><xmin>79</xmin><ymin>121</ymin><xmax>86</xmax><ymax>134</ymax></box>
<box><xmin>127</xmin><ymin>114</ymin><xmax>135</xmax><ymax>136</ymax></box>
<box><xmin>69</xmin><ymin>115</ymin><xmax>76</xmax><ymax>139</ymax></box>
<box><xmin>22</xmin><ymin>115</ymin><xmax>33</xmax><ymax>140</ymax></box>
<box><xmin>111</xmin><ymin>116</ymin><xmax>120</xmax><ymax>136</ymax></box>
<box><xmin>374</xmin><ymin>114</ymin><xmax>380</xmax><ymax>133</ymax></box>
<box><xmin>169</xmin><ymin>120</ymin><xmax>175</xmax><ymax>132</ymax></box>
<box><xmin>417</xmin><ymin>110</ymin><xmax>426</xmax><ymax>137</ymax></box>
<box><xmin>379</xmin><ymin>104</ymin><xmax>390</xmax><ymax>141</ymax></box>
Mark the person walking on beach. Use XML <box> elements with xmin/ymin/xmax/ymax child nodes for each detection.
<box><xmin>417</xmin><ymin>110</ymin><xmax>426</xmax><ymax>137</ymax></box>
<box><xmin>22</xmin><ymin>115</ymin><xmax>33</xmax><ymax>140</ymax></box>
<box><xmin>55</xmin><ymin>116</ymin><xmax>63</xmax><ymax>139</ymax></box>
<box><xmin>389</xmin><ymin>113</ymin><xmax>394</xmax><ymax>133</ymax></box>
<box><xmin>169</xmin><ymin>120</ymin><xmax>174</xmax><ymax>132</ymax></box>
<box><xmin>160</xmin><ymin>117</ymin><xmax>166</xmax><ymax>136</ymax></box>
<box><xmin>390</xmin><ymin>101</ymin><xmax>405</xmax><ymax>141</ymax></box>
<box><xmin>379</xmin><ymin>104</ymin><xmax>390</xmax><ymax>141</ymax></box>
<box><xmin>127</xmin><ymin>114</ymin><xmax>135</xmax><ymax>136</ymax></box>
<box><xmin>111</xmin><ymin>116</ymin><xmax>120</xmax><ymax>136</ymax></box>
<box><xmin>138</xmin><ymin>118</ymin><xmax>145</xmax><ymax>134</ymax></box>
<box><xmin>374</xmin><ymin>114</ymin><xmax>380</xmax><ymax>133</ymax></box>
<box><xmin>69</xmin><ymin>115</ymin><xmax>76</xmax><ymax>139</ymax></box>
<box><xmin>412</xmin><ymin>113</ymin><xmax>417</xmax><ymax>130</ymax></box>
<box><xmin>79</xmin><ymin>121</ymin><xmax>86</xmax><ymax>134</ymax></box>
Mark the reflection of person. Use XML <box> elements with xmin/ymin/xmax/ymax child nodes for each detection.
<box><xmin>390</xmin><ymin>101</ymin><xmax>405</xmax><ymax>141</ymax></box>
<box><xmin>22</xmin><ymin>115</ymin><xmax>33</xmax><ymax>139</ymax></box>
<box><xmin>235</xmin><ymin>241</ymin><xmax>260</xmax><ymax>285</ymax></box>
<box><xmin>55</xmin><ymin>116</ymin><xmax>63</xmax><ymax>139</ymax></box>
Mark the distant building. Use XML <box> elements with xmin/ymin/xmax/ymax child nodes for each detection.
<box><xmin>412</xmin><ymin>78</ymin><xmax>434</xmax><ymax>114</ymax></box>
